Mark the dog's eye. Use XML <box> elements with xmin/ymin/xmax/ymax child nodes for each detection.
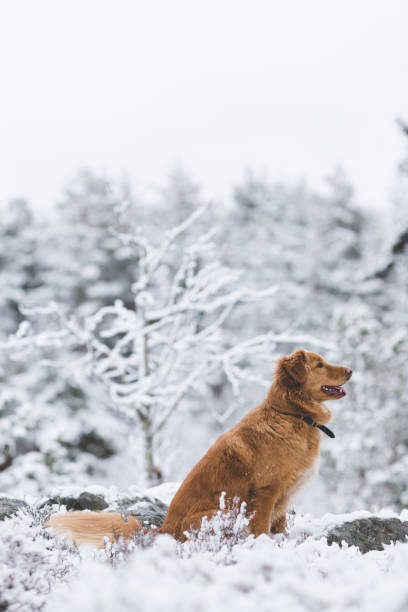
<box><xmin>317</xmin><ymin>362</ymin><xmax>323</xmax><ymax>368</ymax></box>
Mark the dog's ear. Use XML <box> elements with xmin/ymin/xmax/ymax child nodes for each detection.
<box><xmin>278</xmin><ymin>350</ymin><xmax>308</xmax><ymax>386</ymax></box>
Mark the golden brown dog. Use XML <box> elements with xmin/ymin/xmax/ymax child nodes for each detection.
<box><xmin>47</xmin><ymin>349</ymin><xmax>352</xmax><ymax>546</ymax></box>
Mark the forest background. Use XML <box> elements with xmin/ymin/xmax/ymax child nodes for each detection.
<box><xmin>1</xmin><ymin>126</ymin><xmax>408</xmax><ymax>515</ymax></box>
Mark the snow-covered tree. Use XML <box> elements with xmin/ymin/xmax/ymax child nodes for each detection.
<box><xmin>0</xmin><ymin>200</ymin><xmax>48</xmax><ymax>334</ymax></box>
<box><xmin>318</xmin><ymin>302</ymin><xmax>408</xmax><ymax>512</ymax></box>
<box><xmin>39</xmin><ymin>169</ymin><xmax>143</xmax><ymax>315</ymax></box>
<box><xmin>3</xmin><ymin>207</ymin><xmax>281</xmax><ymax>485</ymax></box>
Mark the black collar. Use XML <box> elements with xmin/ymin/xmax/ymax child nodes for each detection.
<box><xmin>274</xmin><ymin>410</ymin><xmax>335</xmax><ymax>439</ymax></box>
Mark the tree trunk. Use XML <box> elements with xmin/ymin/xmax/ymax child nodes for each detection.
<box><xmin>140</xmin><ymin>409</ymin><xmax>162</xmax><ymax>485</ymax></box>
<box><xmin>138</xmin><ymin>311</ymin><xmax>162</xmax><ymax>484</ymax></box>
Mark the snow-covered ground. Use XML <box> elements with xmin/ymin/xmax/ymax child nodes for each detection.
<box><xmin>1</xmin><ymin>486</ymin><xmax>408</xmax><ymax>612</ymax></box>
<box><xmin>48</xmin><ymin>529</ymin><xmax>408</xmax><ymax>612</ymax></box>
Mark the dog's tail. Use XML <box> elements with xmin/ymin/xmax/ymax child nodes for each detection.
<box><xmin>46</xmin><ymin>511</ymin><xmax>142</xmax><ymax>548</ymax></box>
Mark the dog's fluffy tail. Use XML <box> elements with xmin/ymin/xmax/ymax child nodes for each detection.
<box><xmin>46</xmin><ymin>511</ymin><xmax>142</xmax><ymax>548</ymax></box>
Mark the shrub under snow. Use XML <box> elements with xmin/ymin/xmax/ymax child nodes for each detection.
<box><xmin>0</xmin><ymin>509</ymin><xmax>79</xmax><ymax>612</ymax></box>
<box><xmin>48</xmin><ymin>511</ymin><xmax>408</xmax><ymax>612</ymax></box>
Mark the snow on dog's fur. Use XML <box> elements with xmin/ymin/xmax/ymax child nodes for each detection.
<box><xmin>47</xmin><ymin>350</ymin><xmax>352</xmax><ymax>546</ymax></box>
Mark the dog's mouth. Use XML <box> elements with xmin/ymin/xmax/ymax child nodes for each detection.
<box><xmin>321</xmin><ymin>385</ymin><xmax>346</xmax><ymax>398</ymax></box>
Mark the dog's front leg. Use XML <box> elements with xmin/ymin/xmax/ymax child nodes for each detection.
<box><xmin>247</xmin><ymin>490</ymin><xmax>280</xmax><ymax>537</ymax></box>
<box><xmin>269</xmin><ymin>495</ymin><xmax>290</xmax><ymax>534</ymax></box>
<box><xmin>269</xmin><ymin>513</ymin><xmax>286</xmax><ymax>534</ymax></box>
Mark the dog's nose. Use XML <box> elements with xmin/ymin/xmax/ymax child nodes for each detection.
<box><xmin>345</xmin><ymin>368</ymin><xmax>352</xmax><ymax>379</ymax></box>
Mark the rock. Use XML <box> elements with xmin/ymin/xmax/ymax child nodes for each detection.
<box><xmin>40</xmin><ymin>491</ymin><xmax>109</xmax><ymax>511</ymax></box>
<box><xmin>39</xmin><ymin>491</ymin><xmax>168</xmax><ymax>526</ymax></box>
<box><xmin>326</xmin><ymin>517</ymin><xmax>408</xmax><ymax>554</ymax></box>
<box><xmin>0</xmin><ymin>496</ymin><xmax>30</xmax><ymax>520</ymax></box>
<box><xmin>114</xmin><ymin>495</ymin><xmax>168</xmax><ymax>528</ymax></box>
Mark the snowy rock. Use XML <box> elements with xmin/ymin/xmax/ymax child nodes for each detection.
<box><xmin>40</xmin><ymin>491</ymin><xmax>109</xmax><ymax>511</ymax></box>
<box><xmin>115</xmin><ymin>495</ymin><xmax>168</xmax><ymax>528</ymax></box>
<box><xmin>38</xmin><ymin>489</ymin><xmax>168</xmax><ymax>527</ymax></box>
<box><xmin>326</xmin><ymin>517</ymin><xmax>408</xmax><ymax>553</ymax></box>
<box><xmin>0</xmin><ymin>495</ymin><xmax>30</xmax><ymax>520</ymax></box>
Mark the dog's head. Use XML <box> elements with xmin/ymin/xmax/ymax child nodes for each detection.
<box><xmin>276</xmin><ymin>349</ymin><xmax>352</xmax><ymax>401</ymax></box>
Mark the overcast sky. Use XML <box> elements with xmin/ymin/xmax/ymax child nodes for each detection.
<box><xmin>0</xmin><ymin>0</ymin><xmax>407</xmax><ymax>211</ymax></box>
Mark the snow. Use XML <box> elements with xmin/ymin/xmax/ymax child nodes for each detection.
<box><xmin>44</xmin><ymin>511</ymin><xmax>408</xmax><ymax>612</ymax></box>
<box><xmin>144</xmin><ymin>482</ymin><xmax>180</xmax><ymax>506</ymax></box>
<box><xmin>0</xmin><ymin>510</ymin><xmax>80</xmax><ymax>612</ymax></box>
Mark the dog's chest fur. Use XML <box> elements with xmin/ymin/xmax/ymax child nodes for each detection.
<box><xmin>236</xmin><ymin>405</ymin><xmax>322</xmax><ymax>492</ymax></box>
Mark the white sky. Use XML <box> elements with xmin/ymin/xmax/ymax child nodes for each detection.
<box><xmin>0</xmin><ymin>0</ymin><xmax>407</xmax><ymax>210</ymax></box>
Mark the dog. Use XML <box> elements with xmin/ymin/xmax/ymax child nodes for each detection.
<box><xmin>47</xmin><ymin>349</ymin><xmax>352</xmax><ymax>546</ymax></box>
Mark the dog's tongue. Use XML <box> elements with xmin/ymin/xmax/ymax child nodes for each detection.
<box><xmin>321</xmin><ymin>385</ymin><xmax>346</xmax><ymax>397</ymax></box>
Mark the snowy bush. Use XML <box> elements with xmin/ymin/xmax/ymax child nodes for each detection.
<box><xmin>180</xmin><ymin>492</ymin><xmax>253</xmax><ymax>562</ymax></box>
<box><xmin>46</xmin><ymin>510</ymin><xmax>408</xmax><ymax>612</ymax></box>
<box><xmin>0</xmin><ymin>509</ymin><xmax>79</xmax><ymax>612</ymax></box>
